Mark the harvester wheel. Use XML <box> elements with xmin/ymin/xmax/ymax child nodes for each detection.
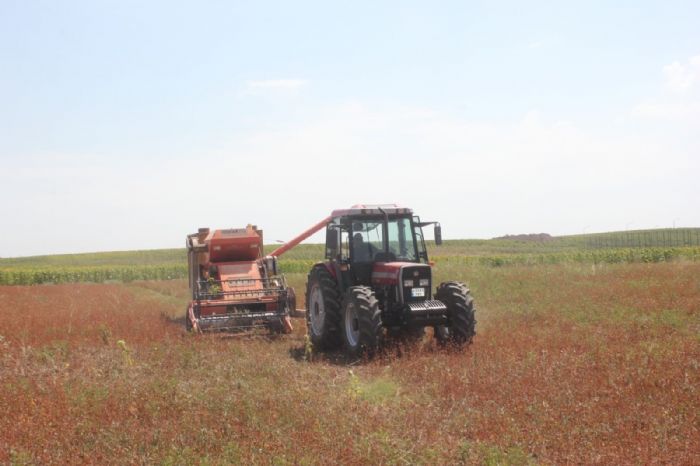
<box><xmin>268</xmin><ymin>316</ymin><xmax>293</xmax><ymax>335</ymax></box>
<box><xmin>305</xmin><ymin>266</ymin><xmax>342</xmax><ymax>349</ymax></box>
<box><xmin>341</xmin><ymin>286</ymin><xmax>383</xmax><ymax>358</ymax></box>
<box><xmin>185</xmin><ymin>305</ymin><xmax>194</xmax><ymax>332</ymax></box>
<box><xmin>435</xmin><ymin>281</ymin><xmax>476</xmax><ymax>346</ymax></box>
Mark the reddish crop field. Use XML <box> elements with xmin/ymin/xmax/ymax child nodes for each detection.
<box><xmin>1</xmin><ymin>263</ymin><xmax>698</xmax><ymax>464</ymax></box>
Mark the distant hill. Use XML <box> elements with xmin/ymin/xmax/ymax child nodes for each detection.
<box><xmin>492</xmin><ymin>233</ymin><xmax>553</xmax><ymax>242</ymax></box>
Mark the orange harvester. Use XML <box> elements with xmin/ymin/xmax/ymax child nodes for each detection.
<box><xmin>185</xmin><ymin>225</ymin><xmax>296</xmax><ymax>333</ymax></box>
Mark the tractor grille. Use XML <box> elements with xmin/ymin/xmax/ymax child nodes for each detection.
<box><xmin>401</xmin><ymin>265</ymin><xmax>432</xmax><ymax>303</ymax></box>
<box><xmin>407</xmin><ymin>300</ymin><xmax>447</xmax><ymax>314</ymax></box>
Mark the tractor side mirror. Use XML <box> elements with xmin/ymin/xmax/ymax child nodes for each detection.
<box><xmin>325</xmin><ymin>226</ymin><xmax>339</xmax><ymax>258</ymax></box>
<box><xmin>434</xmin><ymin>224</ymin><xmax>442</xmax><ymax>246</ymax></box>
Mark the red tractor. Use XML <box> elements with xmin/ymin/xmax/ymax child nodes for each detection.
<box><xmin>272</xmin><ymin>205</ymin><xmax>476</xmax><ymax>357</ymax></box>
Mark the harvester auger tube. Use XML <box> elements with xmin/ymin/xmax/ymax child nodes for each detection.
<box><xmin>185</xmin><ymin>225</ymin><xmax>295</xmax><ymax>334</ymax></box>
<box><xmin>268</xmin><ymin>216</ymin><xmax>332</xmax><ymax>258</ymax></box>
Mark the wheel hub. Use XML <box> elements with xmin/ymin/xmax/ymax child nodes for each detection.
<box><xmin>345</xmin><ymin>302</ymin><xmax>360</xmax><ymax>348</ymax></box>
<box><xmin>309</xmin><ymin>285</ymin><xmax>325</xmax><ymax>336</ymax></box>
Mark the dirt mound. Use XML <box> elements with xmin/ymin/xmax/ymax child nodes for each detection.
<box><xmin>493</xmin><ymin>233</ymin><xmax>553</xmax><ymax>242</ymax></box>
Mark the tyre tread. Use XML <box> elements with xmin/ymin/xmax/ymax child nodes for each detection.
<box><xmin>435</xmin><ymin>281</ymin><xmax>476</xmax><ymax>346</ymax></box>
<box><xmin>342</xmin><ymin>286</ymin><xmax>383</xmax><ymax>358</ymax></box>
<box><xmin>305</xmin><ymin>266</ymin><xmax>343</xmax><ymax>349</ymax></box>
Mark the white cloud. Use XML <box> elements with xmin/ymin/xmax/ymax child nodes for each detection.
<box><xmin>663</xmin><ymin>55</ymin><xmax>700</xmax><ymax>93</ymax></box>
<box><xmin>631</xmin><ymin>100</ymin><xmax>700</xmax><ymax>120</ymax></box>
<box><xmin>632</xmin><ymin>53</ymin><xmax>700</xmax><ymax>121</ymax></box>
<box><xmin>180</xmin><ymin>104</ymin><xmax>697</xmax><ymax>243</ymax></box>
<box><xmin>241</xmin><ymin>79</ymin><xmax>308</xmax><ymax>96</ymax></box>
<box><xmin>2</xmin><ymin>101</ymin><xmax>698</xmax><ymax>256</ymax></box>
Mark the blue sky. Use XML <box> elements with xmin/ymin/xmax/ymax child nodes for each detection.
<box><xmin>1</xmin><ymin>1</ymin><xmax>699</xmax><ymax>256</ymax></box>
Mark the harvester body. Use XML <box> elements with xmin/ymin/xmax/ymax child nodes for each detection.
<box><xmin>186</xmin><ymin>225</ymin><xmax>294</xmax><ymax>333</ymax></box>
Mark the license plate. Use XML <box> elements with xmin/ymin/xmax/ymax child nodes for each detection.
<box><xmin>411</xmin><ymin>287</ymin><xmax>425</xmax><ymax>298</ymax></box>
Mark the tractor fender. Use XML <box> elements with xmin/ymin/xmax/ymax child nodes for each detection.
<box><xmin>316</xmin><ymin>261</ymin><xmax>337</xmax><ymax>279</ymax></box>
<box><xmin>318</xmin><ymin>261</ymin><xmax>346</xmax><ymax>291</ymax></box>
<box><xmin>310</xmin><ymin>261</ymin><xmax>344</xmax><ymax>293</ymax></box>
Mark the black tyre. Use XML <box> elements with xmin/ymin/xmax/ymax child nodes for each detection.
<box><xmin>267</xmin><ymin>318</ymin><xmax>282</xmax><ymax>334</ymax></box>
<box><xmin>305</xmin><ymin>266</ymin><xmax>343</xmax><ymax>349</ymax></box>
<box><xmin>286</xmin><ymin>287</ymin><xmax>302</xmax><ymax>317</ymax></box>
<box><xmin>435</xmin><ymin>281</ymin><xmax>476</xmax><ymax>346</ymax></box>
<box><xmin>341</xmin><ymin>286</ymin><xmax>383</xmax><ymax>358</ymax></box>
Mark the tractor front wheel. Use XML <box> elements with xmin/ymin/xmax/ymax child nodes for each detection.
<box><xmin>341</xmin><ymin>286</ymin><xmax>383</xmax><ymax>358</ymax></box>
<box><xmin>435</xmin><ymin>281</ymin><xmax>476</xmax><ymax>346</ymax></box>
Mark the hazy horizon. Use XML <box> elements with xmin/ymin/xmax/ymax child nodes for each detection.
<box><xmin>2</xmin><ymin>225</ymin><xmax>699</xmax><ymax>260</ymax></box>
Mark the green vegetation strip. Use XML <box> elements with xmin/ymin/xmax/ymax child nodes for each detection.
<box><xmin>2</xmin><ymin>247</ymin><xmax>700</xmax><ymax>285</ymax></box>
<box><xmin>433</xmin><ymin>246</ymin><xmax>700</xmax><ymax>267</ymax></box>
<box><xmin>0</xmin><ymin>265</ymin><xmax>186</xmax><ymax>286</ymax></box>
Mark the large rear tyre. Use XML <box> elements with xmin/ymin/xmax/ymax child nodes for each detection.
<box><xmin>435</xmin><ymin>281</ymin><xmax>476</xmax><ymax>346</ymax></box>
<box><xmin>305</xmin><ymin>266</ymin><xmax>342</xmax><ymax>349</ymax></box>
<box><xmin>341</xmin><ymin>286</ymin><xmax>383</xmax><ymax>358</ymax></box>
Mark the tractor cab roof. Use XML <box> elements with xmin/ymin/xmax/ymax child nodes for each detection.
<box><xmin>330</xmin><ymin>204</ymin><xmax>413</xmax><ymax>218</ymax></box>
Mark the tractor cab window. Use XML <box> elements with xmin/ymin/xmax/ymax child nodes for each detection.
<box><xmin>387</xmin><ymin>217</ymin><xmax>417</xmax><ymax>261</ymax></box>
<box><xmin>339</xmin><ymin>229</ymin><xmax>349</xmax><ymax>261</ymax></box>
<box><xmin>349</xmin><ymin>217</ymin><xmax>418</xmax><ymax>262</ymax></box>
<box><xmin>351</xmin><ymin>221</ymin><xmax>384</xmax><ymax>262</ymax></box>
<box><xmin>413</xmin><ymin>217</ymin><xmax>428</xmax><ymax>263</ymax></box>
<box><xmin>326</xmin><ymin>221</ymin><xmax>350</xmax><ymax>261</ymax></box>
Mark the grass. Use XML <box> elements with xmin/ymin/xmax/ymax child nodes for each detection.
<box><xmin>1</xmin><ymin>262</ymin><xmax>698</xmax><ymax>464</ymax></box>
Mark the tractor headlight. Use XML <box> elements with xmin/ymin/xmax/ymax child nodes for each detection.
<box><xmin>403</xmin><ymin>279</ymin><xmax>414</xmax><ymax>287</ymax></box>
<box><xmin>419</xmin><ymin>279</ymin><xmax>430</xmax><ymax>287</ymax></box>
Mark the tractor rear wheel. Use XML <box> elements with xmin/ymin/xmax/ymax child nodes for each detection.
<box><xmin>341</xmin><ymin>286</ymin><xmax>383</xmax><ymax>358</ymax></box>
<box><xmin>305</xmin><ymin>266</ymin><xmax>342</xmax><ymax>349</ymax></box>
<box><xmin>435</xmin><ymin>281</ymin><xmax>476</xmax><ymax>346</ymax></box>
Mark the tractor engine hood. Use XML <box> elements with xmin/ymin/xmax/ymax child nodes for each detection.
<box><xmin>371</xmin><ymin>262</ymin><xmax>431</xmax><ymax>285</ymax></box>
<box><xmin>371</xmin><ymin>262</ymin><xmax>433</xmax><ymax>301</ymax></box>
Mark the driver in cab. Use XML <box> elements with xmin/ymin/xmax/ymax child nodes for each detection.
<box><xmin>352</xmin><ymin>233</ymin><xmax>375</xmax><ymax>262</ymax></box>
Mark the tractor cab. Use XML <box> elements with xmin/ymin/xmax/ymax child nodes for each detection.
<box><xmin>323</xmin><ymin>205</ymin><xmax>441</xmax><ymax>291</ymax></box>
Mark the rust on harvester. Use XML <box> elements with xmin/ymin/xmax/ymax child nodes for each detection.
<box><xmin>185</xmin><ymin>225</ymin><xmax>296</xmax><ymax>333</ymax></box>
